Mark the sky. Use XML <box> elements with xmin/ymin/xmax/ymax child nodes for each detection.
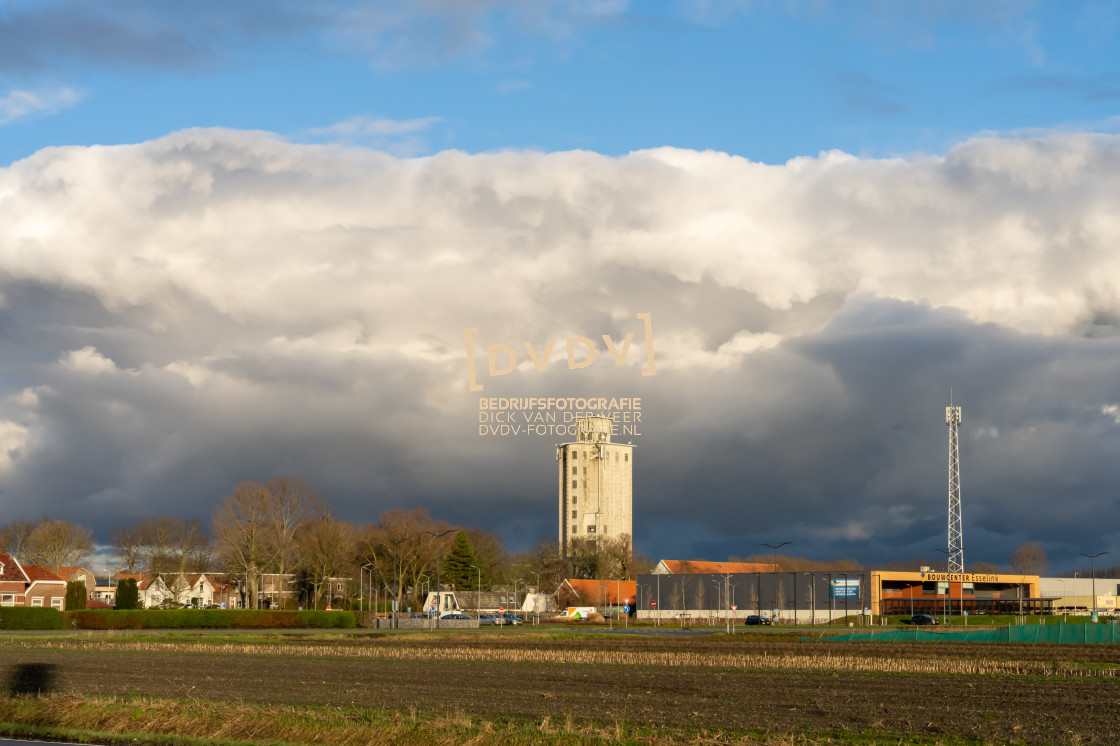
<box><xmin>2</xmin><ymin>0</ymin><xmax>1120</xmax><ymax>574</ymax></box>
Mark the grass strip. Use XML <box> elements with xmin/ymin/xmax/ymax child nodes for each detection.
<box><xmin>1</xmin><ymin>637</ymin><xmax>1112</xmax><ymax>679</ymax></box>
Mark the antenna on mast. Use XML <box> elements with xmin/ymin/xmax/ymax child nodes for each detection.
<box><xmin>945</xmin><ymin>396</ymin><xmax>963</xmax><ymax>574</ymax></box>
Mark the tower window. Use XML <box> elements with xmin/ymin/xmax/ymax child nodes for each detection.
<box><xmin>624</xmin><ymin>453</ymin><xmax>629</xmax><ymax>462</ymax></box>
<box><xmin>572</xmin><ymin>466</ymin><xmax>577</xmax><ymax>475</ymax></box>
<box><xmin>572</xmin><ymin>496</ymin><xmax>577</xmax><ymax>504</ymax></box>
<box><xmin>571</xmin><ymin>480</ymin><xmax>577</xmax><ymax>489</ymax></box>
<box><xmin>583</xmin><ymin>467</ymin><xmax>587</xmax><ymax>475</ymax></box>
<box><xmin>572</xmin><ymin>510</ymin><xmax>577</xmax><ymax>519</ymax></box>
<box><xmin>572</xmin><ymin>526</ymin><xmax>578</xmax><ymax>533</ymax></box>
<box><xmin>614</xmin><ymin>452</ymin><xmax>618</xmax><ymax>462</ymax></box>
<box><xmin>588</xmin><ymin>526</ymin><xmax>596</xmax><ymax>533</ymax></box>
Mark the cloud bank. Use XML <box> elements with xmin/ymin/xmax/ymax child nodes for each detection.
<box><xmin>1</xmin><ymin>128</ymin><xmax>1119</xmax><ymax>568</ymax></box>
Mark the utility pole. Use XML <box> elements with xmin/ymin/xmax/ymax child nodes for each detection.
<box><xmin>1080</xmin><ymin>551</ymin><xmax>1108</xmax><ymax>622</ymax></box>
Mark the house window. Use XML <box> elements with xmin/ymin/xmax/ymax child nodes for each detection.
<box><xmin>572</xmin><ymin>510</ymin><xmax>577</xmax><ymax>519</ymax></box>
<box><xmin>588</xmin><ymin>526</ymin><xmax>597</xmax><ymax>533</ymax></box>
<box><xmin>31</xmin><ymin>598</ymin><xmax>43</xmax><ymax>607</ymax></box>
<box><xmin>571</xmin><ymin>526</ymin><xmax>578</xmax><ymax>533</ymax></box>
<box><xmin>1</xmin><ymin>594</ymin><xmax>13</xmax><ymax>607</ymax></box>
<box><xmin>336</xmin><ymin>583</ymin><xmax>342</xmax><ymax>592</ymax></box>
<box><xmin>51</xmin><ymin>598</ymin><xmax>63</xmax><ymax>610</ymax></box>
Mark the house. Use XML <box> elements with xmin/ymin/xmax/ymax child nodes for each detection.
<box><xmin>0</xmin><ymin>551</ymin><xmax>67</xmax><ymax>609</ymax></box>
<box><xmin>56</xmin><ymin>566</ymin><xmax>99</xmax><ymax>598</ymax></box>
<box><xmin>557</xmin><ymin>579</ymin><xmax>636</xmax><ymax>608</ymax></box>
<box><xmin>93</xmin><ymin>579</ymin><xmax>116</xmax><ymax>605</ymax></box>
<box><xmin>116</xmin><ymin>573</ymin><xmax>172</xmax><ymax>609</ymax></box>
<box><xmin>652</xmin><ymin>560</ymin><xmax>778</xmax><ymax>575</ymax></box>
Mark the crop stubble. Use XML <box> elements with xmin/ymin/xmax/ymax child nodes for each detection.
<box><xmin>0</xmin><ymin>633</ymin><xmax>1117</xmax><ymax>744</ymax></box>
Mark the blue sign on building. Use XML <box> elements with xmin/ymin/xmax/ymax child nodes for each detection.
<box><xmin>830</xmin><ymin>579</ymin><xmax>860</xmax><ymax>599</ymax></box>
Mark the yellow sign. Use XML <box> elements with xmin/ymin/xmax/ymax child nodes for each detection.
<box><xmin>922</xmin><ymin>573</ymin><xmax>999</xmax><ymax>583</ymax></box>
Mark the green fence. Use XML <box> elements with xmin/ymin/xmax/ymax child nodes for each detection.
<box><xmin>814</xmin><ymin>623</ymin><xmax>1120</xmax><ymax>644</ymax></box>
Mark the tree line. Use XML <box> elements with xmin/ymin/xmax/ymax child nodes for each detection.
<box><xmin>0</xmin><ymin>476</ymin><xmax>653</xmax><ymax>609</ymax></box>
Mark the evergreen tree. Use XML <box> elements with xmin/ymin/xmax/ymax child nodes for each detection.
<box><xmin>441</xmin><ymin>531</ymin><xmax>489</xmax><ymax>592</ymax></box>
<box><xmin>115</xmin><ymin>578</ymin><xmax>140</xmax><ymax>610</ymax></box>
<box><xmin>64</xmin><ymin>580</ymin><xmax>87</xmax><ymax>611</ymax></box>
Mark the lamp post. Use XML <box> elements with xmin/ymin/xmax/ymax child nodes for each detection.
<box><xmin>423</xmin><ymin>529</ymin><xmax>458</xmax><ymax>628</ymax></box>
<box><xmin>715</xmin><ymin>564</ymin><xmax>731</xmax><ymax>634</ymax></box>
<box><xmin>824</xmin><ymin>573</ymin><xmax>833</xmax><ymax>625</ymax></box>
<box><xmin>391</xmin><ymin>537</ymin><xmax>416</xmax><ymax>628</ymax></box>
<box><xmin>470</xmin><ymin>564</ymin><xmax>481</xmax><ymax>619</ymax></box>
<box><xmin>530</xmin><ymin>571</ymin><xmax>541</xmax><ymax>625</ymax></box>
<box><xmin>935</xmin><ymin>548</ymin><xmax>954</xmax><ymax>625</ymax></box>
<box><xmin>803</xmin><ymin>573</ymin><xmax>815</xmax><ymax>626</ymax></box>
<box><xmin>656</xmin><ymin>572</ymin><xmax>661</xmax><ymax>627</ymax></box>
<box><xmin>361</xmin><ymin>564</ymin><xmax>374</xmax><ymax>613</ymax></box>
<box><xmin>762</xmin><ymin>541</ymin><xmax>791</xmax><ymax>619</ymax></box>
<box><xmin>1080</xmin><ymin>551</ymin><xmax>1108</xmax><ymax>622</ymax></box>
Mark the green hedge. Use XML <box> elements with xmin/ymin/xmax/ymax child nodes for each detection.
<box><xmin>0</xmin><ymin>607</ymin><xmax>65</xmax><ymax>630</ymax></box>
<box><xmin>65</xmin><ymin>609</ymin><xmax>356</xmax><ymax>630</ymax></box>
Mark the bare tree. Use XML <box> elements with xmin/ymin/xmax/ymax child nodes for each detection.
<box><xmin>212</xmin><ymin>481</ymin><xmax>276</xmax><ymax>609</ymax></box>
<box><xmin>0</xmin><ymin>518</ymin><xmax>36</xmax><ymax>561</ymax></box>
<box><xmin>111</xmin><ymin>524</ymin><xmax>146</xmax><ymax>572</ymax></box>
<box><xmin>1009</xmin><ymin>542</ymin><xmax>1048</xmax><ymax>575</ymax></box>
<box><xmin>296</xmin><ymin>515</ymin><xmax>356</xmax><ymax>609</ymax></box>
<box><xmin>266</xmin><ymin>476</ymin><xmax>325</xmax><ymax>607</ymax></box>
<box><xmin>25</xmin><ymin>519</ymin><xmax>94</xmax><ymax>575</ymax></box>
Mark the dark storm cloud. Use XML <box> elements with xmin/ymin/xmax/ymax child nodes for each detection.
<box><xmin>2</xmin><ymin>128</ymin><xmax>1120</xmax><ymax>571</ymax></box>
<box><xmin>0</xmin><ymin>0</ymin><xmax>621</xmax><ymax>75</ymax></box>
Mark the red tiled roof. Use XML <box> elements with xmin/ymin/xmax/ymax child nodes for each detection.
<box><xmin>56</xmin><ymin>566</ymin><xmax>94</xmax><ymax>581</ymax></box>
<box><xmin>561</xmin><ymin>579</ymin><xmax>636</xmax><ymax>605</ymax></box>
<box><xmin>0</xmin><ymin>551</ymin><xmax>29</xmax><ymax>583</ymax></box>
<box><xmin>23</xmin><ymin>565</ymin><xmax>63</xmax><ymax>582</ymax></box>
<box><xmin>86</xmin><ymin>599</ymin><xmax>114</xmax><ymax>609</ymax></box>
<box><xmin>658</xmin><ymin>560</ymin><xmax>777</xmax><ymax>575</ymax></box>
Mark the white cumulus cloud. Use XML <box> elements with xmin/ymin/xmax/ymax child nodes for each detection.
<box><xmin>0</xmin><ymin>87</ymin><xmax>83</xmax><ymax>125</ymax></box>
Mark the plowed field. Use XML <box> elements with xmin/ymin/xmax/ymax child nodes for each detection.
<box><xmin>1</xmin><ymin>631</ymin><xmax>1117</xmax><ymax>744</ymax></box>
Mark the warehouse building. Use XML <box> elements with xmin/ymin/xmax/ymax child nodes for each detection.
<box><xmin>634</xmin><ymin>569</ymin><xmax>1051</xmax><ymax>622</ymax></box>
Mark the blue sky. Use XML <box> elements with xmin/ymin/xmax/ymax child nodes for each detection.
<box><xmin>3</xmin><ymin>1</ymin><xmax>1120</xmax><ymax>573</ymax></box>
<box><xmin>3</xmin><ymin>1</ymin><xmax>1119</xmax><ymax>165</ymax></box>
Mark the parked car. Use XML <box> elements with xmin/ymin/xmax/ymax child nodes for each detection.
<box><xmin>744</xmin><ymin>615</ymin><xmax>771</xmax><ymax>626</ymax></box>
<box><xmin>906</xmin><ymin>614</ymin><xmax>940</xmax><ymax>625</ymax></box>
<box><xmin>440</xmin><ymin>613</ymin><xmax>470</xmax><ymax>620</ymax></box>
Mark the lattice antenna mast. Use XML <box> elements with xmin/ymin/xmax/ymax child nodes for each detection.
<box><xmin>946</xmin><ymin>399</ymin><xmax>964</xmax><ymax>574</ymax></box>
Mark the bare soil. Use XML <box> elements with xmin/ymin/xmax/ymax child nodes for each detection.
<box><xmin>1</xmin><ymin>632</ymin><xmax>1117</xmax><ymax>744</ymax></box>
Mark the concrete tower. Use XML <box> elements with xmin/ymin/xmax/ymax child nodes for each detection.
<box><xmin>557</xmin><ymin>416</ymin><xmax>634</xmax><ymax>558</ymax></box>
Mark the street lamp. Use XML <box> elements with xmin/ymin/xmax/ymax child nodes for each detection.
<box><xmin>530</xmin><ymin>571</ymin><xmax>541</xmax><ymax>624</ymax></box>
<box><xmin>1080</xmin><ymin>551</ymin><xmax>1108</xmax><ymax>622</ymax></box>
<box><xmin>423</xmin><ymin>529</ymin><xmax>458</xmax><ymax>628</ymax></box>
<box><xmin>715</xmin><ymin>564</ymin><xmax>731</xmax><ymax>634</ymax></box>
<box><xmin>762</xmin><ymin>541</ymin><xmax>791</xmax><ymax>619</ymax></box>
<box><xmin>803</xmin><ymin>573</ymin><xmax>815</xmax><ymax>626</ymax></box>
<box><xmin>935</xmin><ymin>548</ymin><xmax>955</xmax><ymax>625</ymax></box>
<box><xmin>361</xmin><ymin>564</ymin><xmax>373</xmax><ymax>613</ymax></box>
<box><xmin>469</xmin><ymin>564</ymin><xmax>481</xmax><ymax>618</ymax></box>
